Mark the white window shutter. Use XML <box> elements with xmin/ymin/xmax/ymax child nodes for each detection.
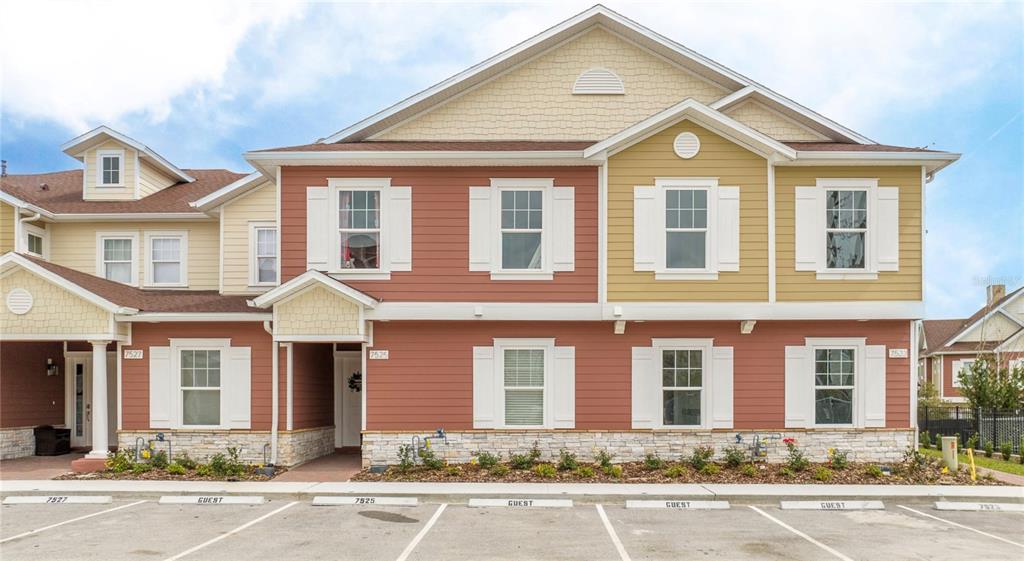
<box><xmin>784</xmin><ymin>345</ymin><xmax>811</xmax><ymax>428</ymax></box>
<box><xmin>710</xmin><ymin>346</ymin><xmax>734</xmax><ymax>428</ymax></box>
<box><xmin>551</xmin><ymin>187</ymin><xmax>575</xmax><ymax>272</ymax></box>
<box><xmin>633</xmin><ymin>187</ymin><xmax>657</xmax><ymax>271</ymax></box>
<box><xmin>225</xmin><ymin>346</ymin><xmax>251</xmax><ymax>429</ymax></box>
<box><xmin>472</xmin><ymin>346</ymin><xmax>496</xmax><ymax>428</ymax></box>
<box><xmin>794</xmin><ymin>187</ymin><xmax>823</xmax><ymax>271</ymax></box>
<box><xmin>306</xmin><ymin>186</ymin><xmax>330</xmax><ymax>270</ymax></box>
<box><xmin>389</xmin><ymin>186</ymin><xmax>413</xmax><ymax>271</ymax></box>
<box><xmin>148</xmin><ymin>346</ymin><xmax>171</xmax><ymax>428</ymax></box>
<box><xmin>716</xmin><ymin>187</ymin><xmax>740</xmax><ymax>272</ymax></box>
<box><xmin>876</xmin><ymin>187</ymin><xmax>899</xmax><ymax>272</ymax></box>
<box><xmin>552</xmin><ymin>346</ymin><xmax>575</xmax><ymax>428</ymax></box>
<box><xmin>468</xmin><ymin>187</ymin><xmax>492</xmax><ymax>272</ymax></box>
<box><xmin>863</xmin><ymin>345</ymin><xmax>887</xmax><ymax>428</ymax></box>
<box><xmin>631</xmin><ymin>346</ymin><xmax>657</xmax><ymax>428</ymax></box>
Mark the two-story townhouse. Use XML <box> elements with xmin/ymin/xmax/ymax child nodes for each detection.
<box><xmin>1</xmin><ymin>5</ymin><xmax>959</xmax><ymax>470</ymax></box>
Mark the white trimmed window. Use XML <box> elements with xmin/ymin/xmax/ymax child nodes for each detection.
<box><xmin>472</xmin><ymin>338</ymin><xmax>575</xmax><ymax>429</ymax></box>
<box><xmin>500</xmin><ymin>189</ymin><xmax>543</xmax><ymax>271</ymax></box>
<box><xmin>661</xmin><ymin>348</ymin><xmax>704</xmax><ymax>426</ymax></box>
<box><xmin>1010</xmin><ymin>358</ymin><xmax>1024</xmax><ymax>372</ymax></box>
<box><xmin>96</xmin><ymin>232</ymin><xmax>138</xmax><ymax>285</ymax></box>
<box><xmin>145</xmin><ymin>231</ymin><xmax>188</xmax><ymax>287</ymax></box>
<box><xmin>180</xmin><ymin>348</ymin><xmax>221</xmax><ymax>426</ymax></box>
<box><xmin>22</xmin><ymin>222</ymin><xmax>47</xmax><ymax>258</ymax></box>
<box><xmin>97</xmin><ymin>149</ymin><xmax>124</xmax><ymax>186</ymax></box>
<box><xmin>339</xmin><ymin>189</ymin><xmax>381</xmax><ymax>270</ymax></box>
<box><xmin>794</xmin><ymin>178</ymin><xmax>900</xmax><ymax>280</ymax></box>
<box><xmin>785</xmin><ymin>337</ymin><xmax>886</xmax><ymax>429</ymax></box>
<box><xmin>148</xmin><ymin>339</ymin><xmax>251</xmax><ymax>430</ymax></box>
<box><xmin>951</xmin><ymin>358</ymin><xmax>975</xmax><ymax>388</ymax></box>
<box><xmin>503</xmin><ymin>348</ymin><xmax>546</xmax><ymax>426</ymax></box>
<box><xmin>249</xmin><ymin>223</ymin><xmax>277</xmax><ymax>286</ymax></box>
<box><xmin>631</xmin><ymin>339</ymin><xmax>733</xmax><ymax>429</ymax></box>
<box><xmin>633</xmin><ymin>178</ymin><xmax>740</xmax><ymax>280</ymax></box>
<box><xmin>813</xmin><ymin>348</ymin><xmax>856</xmax><ymax>425</ymax></box>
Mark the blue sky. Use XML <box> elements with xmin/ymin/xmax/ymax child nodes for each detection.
<box><xmin>1</xmin><ymin>1</ymin><xmax>1021</xmax><ymax>318</ymax></box>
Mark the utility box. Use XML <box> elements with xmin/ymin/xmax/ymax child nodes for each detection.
<box><xmin>941</xmin><ymin>436</ymin><xmax>958</xmax><ymax>471</ymax></box>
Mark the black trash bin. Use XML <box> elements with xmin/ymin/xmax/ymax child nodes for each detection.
<box><xmin>34</xmin><ymin>425</ymin><xmax>71</xmax><ymax>456</ymax></box>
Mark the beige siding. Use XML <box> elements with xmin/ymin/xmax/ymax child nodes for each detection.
<box><xmin>276</xmin><ymin>286</ymin><xmax>361</xmax><ymax>337</ymax></box>
<box><xmin>222</xmin><ymin>181</ymin><xmax>277</xmax><ymax>294</ymax></box>
<box><xmin>138</xmin><ymin>161</ymin><xmax>177</xmax><ymax>198</ymax></box>
<box><xmin>959</xmin><ymin>313</ymin><xmax>1019</xmax><ymax>343</ymax></box>
<box><xmin>776</xmin><ymin>166</ymin><xmax>922</xmax><ymax>301</ymax></box>
<box><xmin>48</xmin><ymin>220</ymin><xmax>219</xmax><ymax>290</ymax></box>
<box><xmin>607</xmin><ymin>121</ymin><xmax>769</xmax><ymax>301</ymax></box>
<box><xmin>0</xmin><ymin>202</ymin><xmax>14</xmax><ymax>253</ymax></box>
<box><xmin>724</xmin><ymin>100</ymin><xmax>828</xmax><ymax>141</ymax></box>
<box><xmin>83</xmin><ymin>140</ymin><xmax>138</xmax><ymax>200</ymax></box>
<box><xmin>377</xmin><ymin>27</ymin><xmax>729</xmax><ymax>141</ymax></box>
<box><xmin>0</xmin><ymin>268</ymin><xmax>112</xmax><ymax>337</ymax></box>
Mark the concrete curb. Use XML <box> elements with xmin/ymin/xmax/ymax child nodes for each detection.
<box><xmin>1</xmin><ymin>480</ymin><xmax>1021</xmax><ymax>502</ymax></box>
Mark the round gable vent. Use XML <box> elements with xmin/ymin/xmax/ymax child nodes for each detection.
<box><xmin>6</xmin><ymin>288</ymin><xmax>33</xmax><ymax>315</ymax></box>
<box><xmin>673</xmin><ymin>132</ymin><xmax>701</xmax><ymax>159</ymax></box>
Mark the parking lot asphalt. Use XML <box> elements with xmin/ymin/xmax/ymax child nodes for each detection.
<box><xmin>1</xmin><ymin>498</ymin><xmax>1021</xmax><ymax>561</ymax></box>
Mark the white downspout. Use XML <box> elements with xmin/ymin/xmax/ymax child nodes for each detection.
<box><xmin>264</xmin><ymin>320</ymin><xmax>278</xmax><ymax>465</ymax></box>
<box><xmin>16</xmin><ymin>211</ymin><xmax>41</xmax><ymax>252</ymax></box>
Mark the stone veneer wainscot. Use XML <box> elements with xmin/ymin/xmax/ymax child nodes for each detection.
<box><xmin>0</xmin><ymin>427</ymin><xmax>36</xmax><ymax>460</ymax></box>
<box><xmin>117</xmin><ymin>426</ymin><xmax>335</xmax><ymax>467</ymax></box>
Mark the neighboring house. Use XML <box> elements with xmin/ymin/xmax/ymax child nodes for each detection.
<box><xmin>918</xmin><ymin>284</ymin><xmax>1024</xmax><ymax>403</ymax></box>
<box><xmin>0</xmin><ymin>5</ymin><xmax>960</xmax><ymax>469</ymax></box>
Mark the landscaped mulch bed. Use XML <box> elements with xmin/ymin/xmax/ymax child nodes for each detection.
<box><xmin>56</xmin><ymin>467</ymin><xmax>286</xmax><ymax>482</ymax></box>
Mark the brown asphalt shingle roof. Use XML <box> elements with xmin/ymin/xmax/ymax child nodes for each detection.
<box><xmin>922</xmin><ymin>286</ymin><xmax>1024</xmax><ymax>355</ymax></box>
<box><xmin>922</xmin><ymin>319</ymin><xmax>966</xmax><ymax>352</ymax></box>
<box><xmin>1</xmin><ymin>169</ymin><xmax>247</xmax><ymax>214</ymax></box>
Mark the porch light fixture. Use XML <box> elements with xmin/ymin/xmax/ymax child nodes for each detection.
<box><xmin>46</xmin><ymin>358</ymin><xmax>59</xmax><ymax>377</ymax></box>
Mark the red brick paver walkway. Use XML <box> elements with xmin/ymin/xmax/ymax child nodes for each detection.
<box><xmin>274</xmin><ymin>451</ymin><xmax>361</xmax><ymax>482</ymax></box>
<box><xmin>0</xmin><ymin>452</ymin><xmax>84</xmax><ymax>480</ymax></box>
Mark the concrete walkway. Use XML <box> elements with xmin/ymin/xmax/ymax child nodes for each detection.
<box><xmin>0</xmin><ymin>453</ymin><xmax>84</xmax><ymax>480</ymax></box>
<box><xmin>274</xmin><ymin>451</ymin><xmax>361</xmax><ymax>482</ymax></box>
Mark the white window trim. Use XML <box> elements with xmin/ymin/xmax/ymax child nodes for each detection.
<box><xmin>95</xmin><ymin>231</ymin><xmax>139</xmax><ymax>286</ymax></box>
<box><xmin>1009</xmin><ymin>358</ymin><xmax>1024</xmax><ymax>371</ymax></box>
<box><xmin>805</xmin><ymin>337</ymin><xmax>866</xmax><ymax>428</ymax></box>
<box><xmin>144</xmin><ymin>231</ymin><xmax>189</xmax><ymax>288</ymax></box>
<box><xmin>169</xmin><ymin>338</ymin><xmax>230</xmax><ymax>430</ymax></box>
<box><xmin>96</xmin><ymin>149</ymin><xmax>125</xmax><ymax>187</ymax></box>
<box><xmin>21</xmin><ymin>222</ymin><xmax>48</xmax><ymax>259</ymax></box>
<box><xmin>248</xmin><ymin>222</ymin><xmax>278</xmax><ymax>287</ymax></box>
<box><xmin>951</xmin><ymin>358</ymin><xmax>975</xmax><ymax>388</ymax></box>
<box><xmin>815</xmin><ymin>178</ymin><xmax>879</xmax><ymax>280</ymax></box>
<box><xmin>493</xmin><ymin>337</ymin><xmax>555</xmax><ymax>429</ymax></box>
<box><xmin>328</xmin><ymin>177</ymin><xmax>392</xmax><ymax>280</ymax></box>
<box><xmin>651</xmin><ymin>338</ymin><xmax>714</xmax><ymax>428</ymax></box>
<box><xmin>654</xmin><ymin>178</ymin><xmax>719</xmax><ymax>280</ymax></box>
<box><xmin>490</xmin><ymin>178</ymin><xmax>554</xmax><ymax>281</ymax></box>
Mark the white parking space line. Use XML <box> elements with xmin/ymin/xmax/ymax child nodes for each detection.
<box><xmin>395</xmin><ymin>503</ymin><xmax>447</xmax><ymax>561</ymax></box>
<box><xmin>163</xmin><ymin>501</ymin><xmax>298</xmax><ymax>561</ymax></box>
<box><xmin>897</xmin><ymin>505</ymin><xmax>1024</xmax><ymax>549</ymax></box>
<box><xmin>596</xmin><ymin>504</ymin><xmax>632</xmax><ymax>561</ymax></box>
<box><xmin>0</xmin><ymin>500</ymin><xmax>146</xmax><ymax>544</ymax></box>
<box><xmin>748</xmin><ymin>506</ymin><xmax>854</xmax><ymax>561</ymax></box>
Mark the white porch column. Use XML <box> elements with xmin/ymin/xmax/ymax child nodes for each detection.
<box><xmin>86</xmin><ymin>340</ymin><xmax>111</xmax><ymax>459</ymax></box>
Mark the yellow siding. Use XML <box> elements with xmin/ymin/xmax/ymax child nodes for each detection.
<box><xmin>775</xmin><ymin>166</ymin><xmax>922</xmax><ymax>301</ymax></box>
<box><xmin>47</xmin><ymin>220</ymin><xmax>219</xmax><ymax>290</ymax></box>
<box><xmin>0</xmin><ymin>202</ymin><xmax>14</xmax><ymax>253</ymax></box>
<box><xmin>1</xmin><ymin>268</ymin><xmax>112</xmax><ymax>337</ymax></box>
<box><xmin>276</xmin><ymin>286</ymin><xmax>361</xmax><ymax>336</ymax></box>
<box><xmin>607</xmin><ymin>121</ymin><xmax>769</xmax><ymax>301</ymax></box>
<box><xmin>138</xmin><ymin>160</ymin><xmax>177</xmax><ymax>197</ymax></box>
<box><xmin>724</xmin><ymin>100</ymin><xmax>827</xmax><ymax>142</ymax></box>
<box><xmin>83</xmin><ymin>140</ymin><xmax>138</xmax><ymax>200</ymax></box>
<box><xmin>222</xmin><ymin>181</ymin><xmax>277</xmax><ymax>294</ymax></box>
<box><xmin>377</xmin><ymin>27</ymin><xmax>729</xmax><ymax>141</ymax></box>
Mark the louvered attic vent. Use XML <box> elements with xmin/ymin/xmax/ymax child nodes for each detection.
<box><xmin>572</xmin><ymin>68</ymin><xmax>624</xmax><ymax>95</ymax></box>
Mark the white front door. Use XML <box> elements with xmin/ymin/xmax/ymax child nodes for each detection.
<box><xmin>334</xmin><ymin>351</ymin><xmax>362</xmax><ymax>448</ymax></box>
<box><xmin>66</xmin><ymin>357</ymin><xmax>92</xmax><ymax>448</ymax></box>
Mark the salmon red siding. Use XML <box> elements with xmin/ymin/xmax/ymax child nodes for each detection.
<box><xmin>280</xmin><ymin>166</ymin><xmax>599</xmax><ymax>302</ymax></box>
<box><xmin>0</xmin><ymin>342</ymin><xmax>65</xmax><ymax>427</ymax></box>
<box><xmin>289</xmin><ymin>343</ymin><xmax>334</xmax><ymax>429</ymax></box>
<box><xmin>366</xmin><ymin>320</ymin><xmax>911</xmax><ymax>431</ymax></box>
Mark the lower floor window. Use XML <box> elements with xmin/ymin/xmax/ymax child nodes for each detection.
<box><xmin>181</xmin><ymin>349</ymin><xmax>221</xmax><ymax>426</ymax></box>
<box><xmin>814</xmin><ymin>348</ymin><xmax>854</xmax><ymax>424</ymax></box>
<box><xmin>504</xmin><ymin>348</ymin><xmax>544</xmax><ymax>426</ymax></box>
<box><xmin>662</xmin><ymin>349</ymin><xmax>702</xmax><ymax>425</ymax></box>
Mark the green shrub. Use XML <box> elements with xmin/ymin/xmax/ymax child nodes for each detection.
<box><xmin>740</xmin><ymin>463</ymin><xmax>757</xmax><ymax>477</ymax></box>
<box><xmin>534</xmin><ymin>463</ymin><xmax>557</xmax><ymax>478</ymax></box>
<box><xmin>130</xmin><ymin>463</ymin><xmax>152</xmax><ymax>475</ymax></box>
<box><xmin>603</xmin><ymin>465</ymin><xmax>623</xmax><ymax>479</ymax></box>
<box><xmin>828</xmin><ymin>448</ymin><xmax>850</xmax><ymax>470</ymax></box>
<box><xmin>445</xmin><ymin>466</ymin><xmax>461</xmax><ymax>477</ymax></box>
<box><xmin>489</xmin><ymin>464</ymin><xmax>510</xmax><ymax>477</ymax></box>
<box><xmin>106</xmin><ymin>449</ymin><xmax>135</xmax><ymax>473</ymax></box>
<box><xmin>475</xmin><ymin>451</ymin><xmax>500</xmax><ymax>469</ymax></box>
<box><xmin>557</xmin><ymin>449</ymin><xmax>578</xmax><ymax>471</ymax></box>
<box><xmin>933</xmin><ymin>434</ymin><xmax>943</xmax><ymax>450</ymax></box>
<box><xmin>195</xmin><ymin>464</ymin><xmax>213</xmax><ymax>477</ymax></box>
<box><xmin>919</xmin><ymin>430</ymin><xmax>931</xmax><ymax>447</ymax></box>
<box><xmin>594</xmin><ymin>448</ymin><xmax>614</xmax><ymax>469</ymax></box>
<box><xmin>419</xmin><ymin>449</ymin><xmax>445</xmax><ymax>470</ymax></box>
<box><xmin>575</xmin><ymin>466</ymin><xmax>595</xmax><ymax>478</ymax></box>
<box><xmin>397</xmin><ymin>445</ymin><xmax>415</xmax><ymax>472</ymax></box>
<box><xmin>174</xmin><ymin>452</ymin><xmax>197</xmax><ymax>470</ymax></box>
<box><xmin>783</xmin><ymin>439</ymin><xmax>809</xmax><ymax>472</ymax></box>
<box><xmin>699</xmin><ymin>463</ymin><xmax>721</xmax><ymax>476</ymax></box>
<box><xmin>208</xmin><ymin>447</ymin><xmax>248</xmax><ymax>478</ymax></box>
<box><xmin>150</xmin><ymin>451</ymin><xmax>169</xmax><ymax>470</ymax></box>
<box><xmin>642</xmin><ymin>453</ymin><xmax>665</xmax><ymax>471</ymax></box>
<box><xmin>688</xmin><ymin>446</ymin><xmax>715</xmax><ymax>471</ymax></box>
<box><xmin>984</xmin><ymin>441</ymin><xmax>994</xmax><ymax>458</ymax></box>
<box><xmin>167</xmin><ymin>463</ymin><xmax>187</xmax><ymax>476</ymax></box>
<box><xmin>778</xmin><ymin>466</ymin><xmax>795</xmax><ymax>478</ymax></box>
<box><xmin>865</xmin><ymin>465</ymin><xmax>883</xmax><ymax>479</ymax></box>
<box><xmin>965</xmin><ymin>434</ymin><xmax>979</xmax><ymax>452</ymax></box>
<box><xmin>1000</xmin><ymin>441</ymin><xmax>1012</xmax><ymax>461</ymax></box>
<box><xmin>814</xmin><ymin>467</ymin><xmax>833</xmax><ymax>482</ymax></box>
<box><xmin>208</xmin><ymin>453</ymin><xmax>228</xmax><ymax>475</ymax></box>
<box><xmin>663</xmin><ymin>465</ymin><xmax>687</xmax><ymax>478</ymax></box>
<box><xmin>509</xmin><ymin>452</ymin><xmax>535</xmax><ymax>470</ymax></box>
<box><xmin>722</xmin><ymin>446</ymin><xmax>746</xmax><ymax>468</ymax></box>
<box><xmin>528</xmin><ymin>441</ymin><xmax>543</xmax><ymax>462</ymax></box>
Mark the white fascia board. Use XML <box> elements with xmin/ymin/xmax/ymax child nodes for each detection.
<box><xmin>948</xmin><ymin>309</ymin><xmax>1024</xmax><ymax>346</ymax></box>
<box><xmin>252</xmin><ymin>270</ymin><xmax>378</xmax><ymax>309</ymax></box>
<box><xmin>190</xmin><ymin>172</ymin><xmax>265</xmax><ymax>211</ymax></box>
<box><xmin>367</xmin><ymin>302</ymin><xmax>603</xmax><ymax>321</ymax></box>
<box><xmin>709</xmin><ymin>86</ymin><xmax>757</xmax><ymax>110</ymax></box>
<box><xmin>788</xmin><ymin>150</ymin><xmax>960</xmax><ymax>171</ymax></box>
<box><xmin>0</xmin><ymin>253</ymin><xmax>137</xmax><ymax>315</ymax></box>
<box><xmin>994</xmin><ymin>328</ymin><xmax>1024</xmax><ymax>352</ymax></box>
<box><xmin>49</xmin><ymin>212</ymin><xmax>213</xmax><ymax>222</ymax></box>
<box><xmin>115</xmin><ymin>312</ymin><xmax>273</xmax><ymax>322</ymax></box>
<box><xmin>60</xmin><ymin>125</ymin><xmax>194</xmax><ymax>183</ymax></box>
<box><xmin>244</xmin><ymin>150</ymin><xmax>591</xmax><ymax>168</ymax></box>
<box><xmin>602</xmin><ymin>301</ymin><xmax>924</xmax><ymax>321</ymax></box>
<box><xmin>583</xmin><ymin>99</ymin><xmax>797</xmax><ymax>160</ymax></box>
<box><xmin>0</xmin><ymin>192</ymin><xmax>55</xmax><ymax>219</ymax></box>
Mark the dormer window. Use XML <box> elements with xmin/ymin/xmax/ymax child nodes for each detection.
<box><xmin>97</xmin><ymin>149</ymin><xmax>124</xmax><ymax>186</ymax></box>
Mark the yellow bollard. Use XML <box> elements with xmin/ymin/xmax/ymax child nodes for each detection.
<box><xmin>966</xmin><ymin>448</ymin><xmax>977</xmax><ymax>481</ymax></box>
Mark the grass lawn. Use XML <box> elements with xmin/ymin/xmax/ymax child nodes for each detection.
<box><xmin>921</xmin><ymin>447</ymin><xmax>1024</xmax><ymax>476</ymax></box>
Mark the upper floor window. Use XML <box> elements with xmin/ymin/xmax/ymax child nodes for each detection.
<box><xmin>825</xmin><ymin>190</ymin><xmax>867</xmax><ymax>269</ymax></box>
<box><xmin>96</xmin><ymin>232</ymin><xmax>138</xmax><ymax>285</ymax></box>
<box><xmin>21</xmin><ymin>223</ymin><xmax>47</xmax><ymax>258</ymax></box>
<box><xmin>500</xmin><ymin>190</ymin><xmax>543</xmax><ymax>270</ymax></box>
<box><xmin>665</xmin><ymin>189</ymin><xmax>708</xmax><ymax>270</ymax></box>
<box><xmin>250</xmin><ymin>224</ymin><xmax>278</xmax><ymax>286</ymax></box>
<box><xmin>97</xmin><ymin>149</ymin><xmax>124</xmax><ymax>186</ymax></box>
<box><xmin>145</xmin><ymin>231</ymin><xmax>188</xmax><ymax>287</ymax></box>
<box><xmin>339</xmin><ymin>190</ymin><xmax>380</xmax><ymax>270</ymax></box>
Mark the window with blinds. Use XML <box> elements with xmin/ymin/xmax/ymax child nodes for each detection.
<box><xmin>503</xmin><ymin>348</ymin><xmax>545</xmax><ymax>426</ymax></box>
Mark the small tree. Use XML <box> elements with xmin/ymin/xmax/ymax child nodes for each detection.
<box><xmin>917</xmin><ymin>381</ymin><xmax>943</xmax><ymax>409</ymax></box>
<box><xmin>956</xmin><ymin>359</ymin><xmax>1024</xmax><ymax>409</ymax></box>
